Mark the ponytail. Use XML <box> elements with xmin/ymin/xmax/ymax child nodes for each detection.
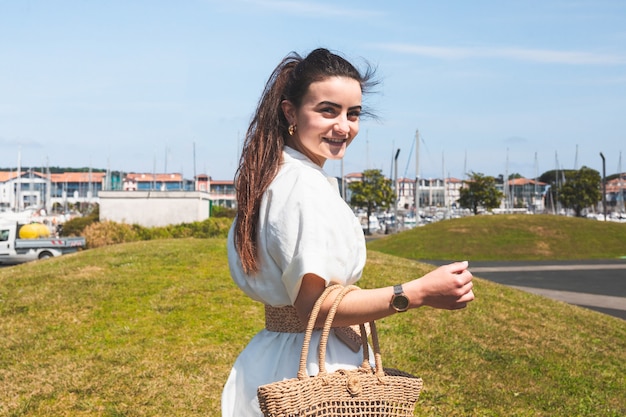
<box><xmin>234</xmin><ymin>54</ymin><xmax>300</xmax><ymax>273</ymax></box>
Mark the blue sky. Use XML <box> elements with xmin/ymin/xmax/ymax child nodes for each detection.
<box><xmin>1</xmin><ymin>0</ymin><xmax>625</xmax><ymax>181</ymax></box>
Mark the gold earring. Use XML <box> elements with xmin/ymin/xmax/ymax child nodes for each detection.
<box><xmin>288</xmin><ymin>124</ymin><xmax>296</xmax><ymax>136</ymax></box>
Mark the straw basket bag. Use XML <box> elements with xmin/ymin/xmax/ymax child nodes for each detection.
<box><xmin>257</xmin><ymin>285</ymin><xmax>423</xmax><ymax>417</ymax></box>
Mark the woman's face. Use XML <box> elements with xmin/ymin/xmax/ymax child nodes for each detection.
<box><xmin>282</xmin><ymin>76</ymin><xmax>362</xmax><ymax>167</ymax></box>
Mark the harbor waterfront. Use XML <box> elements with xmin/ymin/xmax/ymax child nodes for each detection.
<box><xmin>2</xmin><ymin>167</ymin><xmax>625</xmax><ymax>229</ymax></box>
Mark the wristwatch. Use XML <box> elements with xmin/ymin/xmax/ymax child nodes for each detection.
<box><xmin>391</xmin><ymin>284</ymin><xmax>409</xmax><ymax>312</ymax></box>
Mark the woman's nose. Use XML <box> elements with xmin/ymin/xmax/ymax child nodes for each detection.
<box><xmin>334</xmin><ymin>117</ymin><xmax>350</xmax><ymax>137</ymax></box>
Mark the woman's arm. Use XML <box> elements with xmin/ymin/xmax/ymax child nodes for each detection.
<box><xmin>293</xmin><ymin>261</ymin><xmax>474</xmax><ymax>328</ymax></box>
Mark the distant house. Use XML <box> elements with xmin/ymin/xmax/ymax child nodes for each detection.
<box><xmin>0</xmin><ymin>170</ymin><xmax>50</xmax><ymax>211</ymax></box>
<box><xmin>606</xmin><ymin>174</ymin><xmax>626</xmax><ymax>210</ymax></box>
<box><xmin>0</xmin><ymin>168</ymin><xmax>236</xmax><ymax>214</ymax></box>
<box><xmin>345</xmin><ymin>172</ymin><xmax>463</xmax><ymax>212</ymax></box>
<box><xmin>445</xmin><ymin>177</ymin><xmax>464</xmax><ymax>208</ymax></box>
<box><xmin>504</xmin><ymin>177</ymin><xmax>548</xmax><ymax>212</ymax></box>
<box><xmin>195</xmin><ymin>174</ymin><xmax>210</xmax><ymax>192</ymax></box>
<box><xmin>0</xmin><ymin>169</ymin><xmax>115</xmax><ymax>213</ymax></box>
<box><xmin>208</xmin><ymin>179</ymin><xmax>236</xmax><ymax>209</ymax></box>
<box><xmin>398</xmin><ymin>177</ymin><xmax>450</xmax><ymax>209</ymax></box>
<box><xmin>122</xmin><ymin>172</ymin><xmax>193</xmax><ymax>192</ymax></box>
<box><xmin>50</xmin><ymin>171</ymin><xmax>107</xmax><ymax>205</ymax></box>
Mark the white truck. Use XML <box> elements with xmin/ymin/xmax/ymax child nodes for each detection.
<box><xmin>0</xmin><ymin>221</ymin><xmax>86</xmax><ymax>266</ymax></box>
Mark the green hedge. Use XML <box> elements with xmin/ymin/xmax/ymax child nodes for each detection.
<box><xmin>82</xmin><ymin>218</ymin><xmax>233</xmax><ymax>248</ymax></box>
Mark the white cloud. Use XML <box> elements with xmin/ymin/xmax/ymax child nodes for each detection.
<box><xmin>372</xmin><ymin>43</ymin><xmax>626</xmax><ymax>65</ymax></box>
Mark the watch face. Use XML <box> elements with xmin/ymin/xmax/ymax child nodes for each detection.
<box><xmin>393</xmin><ymin>295</ymin><xmax>409</xmax><ymax>311</ymax></box>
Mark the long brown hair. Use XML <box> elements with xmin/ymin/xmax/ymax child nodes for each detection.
<box><xmin>234</xmin><ymin>48</ymin><xmax>377</xmax><ymax>274</ymax></box>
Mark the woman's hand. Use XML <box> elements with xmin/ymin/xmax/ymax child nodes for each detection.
<box><xmin>406</xmin><ymin>261</ymin><xmax>474</xmax><ymax>310</ymax></box>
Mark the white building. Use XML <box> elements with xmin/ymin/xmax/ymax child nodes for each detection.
<box><xmin>0</xmin><ymin>170</ymin><xmax>50</xmax><ymax>212</ymax></box>
<box><xmin>98</xmin><ymin>191</ymin><xmax>212</xmax><ymax>227</ymax></box>
<box><xmin>396</xmin><ymin>177</ymin><xmax>463</xmax><ymax>212</ymax></box>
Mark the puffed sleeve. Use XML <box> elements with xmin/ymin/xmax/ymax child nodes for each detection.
<box><xmin>262</xmin><ymin>169</ymin><xmax>365</xmax><ymax>304</ymax></box>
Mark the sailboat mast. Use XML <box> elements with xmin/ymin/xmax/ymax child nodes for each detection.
<box><xmin>619</xmin><ymin>151</ymin><xmax>624</xmax><ymax>213</ymax></box>
<box><xmin>16</xmin><ymin>149</ymin><xmax>22</xmax><ymax>212</ymax></box>
<box><xmin>505</xmin><ymin>148</ymin><xmax>510</xmax><ymax>212</ymax></box>
<box><xmin>463</xmin><ymin>150</ymin><xmax>467</xmax><ymax>179</ymax></box>
<box><xmin>46</xmin><ymin>158</ymin><xmax>51</xmax><ymax>214</ymax></box>
<box><xmin>193</xmin><ymin>141</ymin><xmax>197</xmax><ymax>191</ymax></box>
<box><xmin>534</xmin><ymin>152</ymin><xmax>538</xmax><ymax>212</ymax></box>
<box><xmin>442</xmin><ymin>152</ymin><xmax>447</xmax><ymax>214</ymax></box>
<box><xmin>414</xmin><ymin>129</ymin><xmax>420</xmax><ymax>217</ymax></box>
<box><xmin>555</xmin><ymin>151</ymin><xmax>559</xmax><ymax>214</ymax></box>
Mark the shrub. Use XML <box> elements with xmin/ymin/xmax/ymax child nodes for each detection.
<box><xmin>60</xmin><ymin>205</ymin><xmax>100</xmax><ymax>236</ymax></box>
<box><xmin>211</xmin><ymin>205</ymin><xmax>236</xmax><ymax>218</ymax></box>
<box><xmin>82</xmin><ymin>218</ymin><xmax>233</xmax><ymax>248</ymax></box>
<box><xmin>83</xmin><ymin>221</ymin><xmax>139</xmax><ymax>248</ymax></box>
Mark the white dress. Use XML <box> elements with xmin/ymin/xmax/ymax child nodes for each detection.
<box><xmin>221</xmin><ymin>146</ymin><xmax>367</xmax><ymax>416</ymax></box>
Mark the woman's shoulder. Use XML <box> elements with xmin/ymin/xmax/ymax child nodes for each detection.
<box><xmin>272</xmin><ymin>150</ymin><xmax>330</xmax><ymax>192</ymax></box>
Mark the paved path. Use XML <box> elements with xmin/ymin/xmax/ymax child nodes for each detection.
<box><xmin>508</xmin><ymin>286</ymin><xmax>625</xmax><ymax>312</ymax></box>
<box><xmin>425</xmin><ymin>260</ymin><xmax>626</xmax><ymax>320</ymax></box>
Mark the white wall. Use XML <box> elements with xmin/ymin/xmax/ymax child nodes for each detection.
<box><xmin>99</xmin><ymin>191</ymin><xmax>211</xmax><ymax>227</ymax></box>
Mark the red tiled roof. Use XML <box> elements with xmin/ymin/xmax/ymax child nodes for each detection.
<box><xmin>0</xmin><ymin>171</ymin><xmax>20</xmax><ymax>182</ymax></box>
<box><xmin>50</xmin><ymin>172</ymin><xmax>107</xmax><ymax>183</ymax></box>
<box><xmin>0</xmin><ymin>170</ymin><xmax>48</xmax><ymax>182</ymax></box>
<box><xmin>345</xmin><ymin>172</ymin><xmax>363</xmax><ymax>179</ymax></box>
<box><xmin>125</xmin><ymin>173</ymin><xmax>183</xmax><ymax>182</ymax></box>
<box><xmin>507</xmin><ymin>178</ymin><xmax>547</xmax><ymax>186</ymax></box>
<box><xmin>0</xmin><ymin>170</ymin><xmax>238</xmax><ymax>184</ymax></box>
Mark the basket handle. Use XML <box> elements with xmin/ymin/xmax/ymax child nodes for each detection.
<box><xmin>317</xmin><ymin>285</ymin><xmax>360</xmax><ymax>374</ymax></box>
<box><xmin>296</xmin><ymin>284</ymin><xmax>343</xmax><ymax>379</ymax></box>
<box><xmin>365</xmin><ymin>320</ymin><xmax>385</xmax><ymax>378</ymax></box>
<box><xmin>297</xmin><ymin>284</ymin><xmax>387</xmax><ymax>379</ymax></box>
<box><xmin>318</xmin><ymin>286</ymin><xmax>387</xmax><ymax>378</ymax></box>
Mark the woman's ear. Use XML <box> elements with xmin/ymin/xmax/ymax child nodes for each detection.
<box><xmin>281</xmin><ymin>100</ymin><xmax>296</xmax><ymax>125</ymax></box>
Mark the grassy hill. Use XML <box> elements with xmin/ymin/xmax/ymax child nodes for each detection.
<box><xmin>1</xmin><ymin>215</ymin><xmax>625</xmax><ymax>416</ymax></box>
<box><xmin>368</xmin><ymin>214</ymin><xmax>626</xmax><ymax>261</ymax></box>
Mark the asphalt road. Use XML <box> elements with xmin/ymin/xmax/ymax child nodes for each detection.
<box><xmin>425</xmin><ymin>259</ymin><xmax>626</xmax><ymax>320</ymax></box>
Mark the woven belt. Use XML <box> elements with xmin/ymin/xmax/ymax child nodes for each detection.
<box><xmin>264</xmin><ymin>304</ymin><xmax>365</xmax><ymax>352</ymax></box>
<box><xmin>265</xmin><ymin>305</ymin><xmax>309</xmax><ymax>333</ymax></box>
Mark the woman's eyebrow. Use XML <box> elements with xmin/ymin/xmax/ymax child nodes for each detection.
<box><xmin>317</xmin><ymin>101</ymin><xmax>362</xmax><ymax>111</ymax></box>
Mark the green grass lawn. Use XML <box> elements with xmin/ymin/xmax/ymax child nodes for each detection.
<box><xmin>368</xmin><ymin>214</ymin><xmax>626</xmax><ymax>261</ymax></box>
<box><xmin>1</xmin><ymin>215</ymin><xmax>625</xmax><ymax>416</ymax></box>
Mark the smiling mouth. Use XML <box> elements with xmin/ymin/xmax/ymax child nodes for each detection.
<box><xmin>323</xmin><ymin>137</ymin><xmax>347</xmax><ymax>145</ymax></box>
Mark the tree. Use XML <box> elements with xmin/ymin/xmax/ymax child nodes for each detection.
<box><xmin>459</xmin><ymin>172</ymin><xmax>503</xmax><ymax>215</ymax></box>
<box><xmin>539</xmin><ymin>168</ymin><xmax>571</xmax><ymax>213</ymax></box>
<box><xmin>557</xmin><ymin>166</ymin><xmax>601</xmax><ymax>217</ymax></box>
<box><xmin>349</xmin><ymin>169</ymin><xmax>395</xmax><ymax>235</ymax></box>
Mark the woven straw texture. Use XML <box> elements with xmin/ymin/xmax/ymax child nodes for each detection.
<box><xmin>265</xmin><ymin>304</ymin><xmax>368</xmax><ymax>352</ymax></box>
<box><xmin>257</xmin><ymin>285</ymin><xmax>423</xmax><ymax>417</ymax></box>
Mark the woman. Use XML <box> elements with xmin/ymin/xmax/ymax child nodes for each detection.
<box><xmin>221</xmin><ymin>48</ymin><xmax>474</xmax><ymax>416</ymax></box>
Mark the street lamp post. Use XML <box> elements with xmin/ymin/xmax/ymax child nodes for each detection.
<box><xmin>600</xmin><ymin>152</ymin><xmax>607</xmax><ymax>221</ymax></box>
<box><xmin>394</xmin><ymin>148</ymin><xmax>400</xmax><ymax>233</ymax></box>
